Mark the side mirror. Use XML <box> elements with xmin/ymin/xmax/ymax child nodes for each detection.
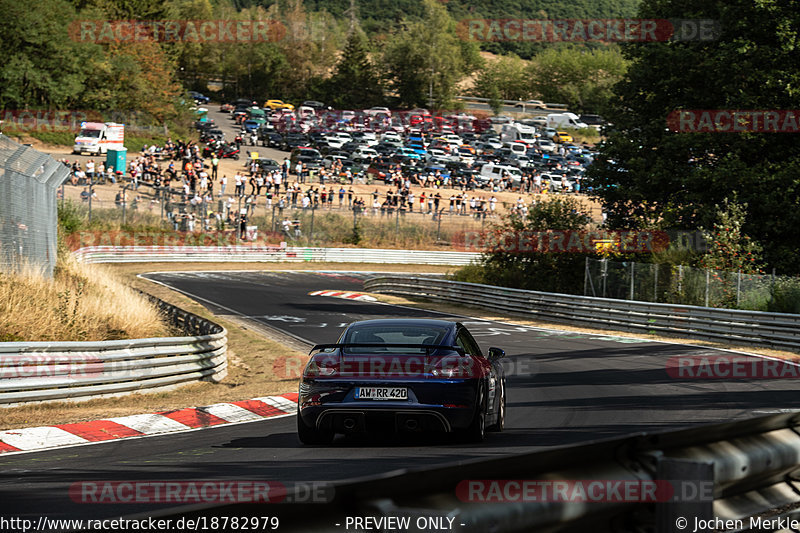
<box><xmin>488</xmin><ymin>347</ymin><xmax>505</xmax><ymax>360</ymax></box>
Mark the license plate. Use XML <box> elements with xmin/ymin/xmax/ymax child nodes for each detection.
<box><xmin>355</xmin><ymin>387</ymin><xmax>408</xmax><ymax>400</ymax></box>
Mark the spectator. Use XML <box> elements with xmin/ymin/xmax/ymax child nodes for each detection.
<box><xmin>74</xmin><ymin>167</ymin><xmax>86</xmax><ymax>185</ymax></box>
<box><xmin>86</xmin><ymin>160</ymin><xmax>95</xmax><ymax>183</ymax></box>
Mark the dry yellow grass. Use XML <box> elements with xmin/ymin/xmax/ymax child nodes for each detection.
<box><xmin>0</xmin><ymin>253</ymin><xmax>171</xmax><ymax>342</ymax></box>
<box><xmin>0</xmin><ymin>262</ymin><xmax>454</xmax><ymax>429</ymax></box>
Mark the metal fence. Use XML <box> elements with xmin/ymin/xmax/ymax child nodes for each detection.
<box><xmin>0</xmin><ymin>135</ymin><xmax>70</xmax><ymax>277</ymax></box>
<box><xmin>62</xmin><ymin>179</ymin><xmax>495</xmax><ymax>247</ymax></box>
<box><xmin>0</xmin><ymin>293</ymin><xmax>227</xmax><ymax>405</ymax></box>
<box><xmin>584</xmin><ymin>258</ymin><xmax>800</xmax><ymax>313</ymax></box>
<box><xmin>363</xmin><ymin>275</ymin><xmax>800</xmax><ymax>351</ymax></box>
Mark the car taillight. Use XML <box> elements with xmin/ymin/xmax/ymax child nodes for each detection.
<box><xmin>303</xmin><ymin>354</ymin><xmax>339</xmax><ymax>378</ymax></box>
<box><xmin>430</xmin><ymin>357</ymin><xmax>478</xmax><ymax>379</ymax></box>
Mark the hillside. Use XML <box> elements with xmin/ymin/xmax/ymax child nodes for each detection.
<box><xmin>238</xmin><ymin>0</ymin><xmax>643</xmax><ymax>57</ymax></box>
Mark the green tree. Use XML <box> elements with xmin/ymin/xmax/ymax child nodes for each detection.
<box><xmin>81</xmin><ymin>38</ymin><xmax>185</xmax><ymax>124</ymax></box>
<box><xmin>382</xmin><ymin>0</ymin><xmax>481</xmax><ymax>109</ymax></box>
<box><xmin>325</xmin><ymin>29</ymin><xmax>384</xmax><ymax>109</ymax></box>
<box><xmin>487</xmin><ymin>84</ymin><xmax>503</xmax><ymax>116</ymax></box>
<box><xmin>0</xmin><ymin>0</ymin><xmax>98</xmax><ymax>109</ymax></box>
<box><xmin>587</xmin><ymin>0</ymin><xmax>800</xmax><ymax>274</ymax></box>
<box><xmin>527</xmin><ymin>46</ymin><xmax>627</xmax><ymax>114</ymax></box>
<box><xmin>452</xmin><ymin>197</ymin><xmax>593</xmax><ymax>293</ymax></box>
<box><xmin>699</xmin><ymin>199</ymin><xmax>763</xmax><ymax>274</ymax></box>
<box><xmin>85</xmin><ymin>0</ymin><xmax>170</xmax><ymax>19</ymax></box>
<box><xmin>473</xmin><ymin>54</ymin><xmax>530</xmax><ymax>102</ymax></box>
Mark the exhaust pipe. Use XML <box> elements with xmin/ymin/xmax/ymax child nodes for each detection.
<box><xmin>405</xmin><ymin>419</ymin><xmax>419</xmax><ymax>431</ymax></box>
<box><xmin>343</xmin><ymin>418</ymin><xmax>356</xmax><ymax>430</ymax></box>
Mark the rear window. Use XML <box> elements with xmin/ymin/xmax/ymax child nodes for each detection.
<box><xmin>342</xmin><ymin>325</ymin><xmax>449</xmax><ymax>354</ymax></box>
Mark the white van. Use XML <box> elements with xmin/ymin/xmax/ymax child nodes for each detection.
<box><xmin>479</xmin><ymin>163</ymin><xmax>523</xmax><ymax>186</ymax></box>
<box><xmin>546</xmin><ymin>113</ymin><xmax>588</xmax><ymax>129</ymax></box>
<box><xmin>73</xmin><ymin>122</ymin><xmax>124</xmax><ymax>155</ymax></box>
<box><xmin>500</xmin><ymin>123</ymin><xmax>537</xmax><ymax>145</ymax></box>
<box><xmin>504</xmin><ymin>142</ymin><xmax>528</xmax><ymax>155</ymax></box>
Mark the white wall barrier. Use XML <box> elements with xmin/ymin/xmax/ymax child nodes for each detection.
<box><xmin>73</xmin><ymin>246</ymin><xmax>481</xmax><ymax>266</ymax></box>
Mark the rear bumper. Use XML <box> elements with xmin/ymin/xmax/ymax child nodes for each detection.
<box><xmin>298</xmin><ymin>379</ymin><xmax>480</xmax><ymax>434</ymax></box>
<box><xmin>301</xmin><ymin>404</ymin><xmax>474</xmax><ymax>434</ymax></box>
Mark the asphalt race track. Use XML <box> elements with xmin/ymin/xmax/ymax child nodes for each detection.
<box><xmin>2</xmin><ymin>270</ymin><xmax>799</xmax><ymax>526</ymax></box>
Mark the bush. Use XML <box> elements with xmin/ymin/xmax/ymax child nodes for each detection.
<box><xmin>450</xmin><ymin>196</ymin><xmax>594</xmax><ymax>294</ymax></box>
<box><xmin>58</xmin><ymin>199</ymin><xmax>84</xmax><ymax>234</ymax></box>
<box><xmin>769</xmin><ymin>278</ymin><xmax>800</xmax><ymax>314</ymax></box>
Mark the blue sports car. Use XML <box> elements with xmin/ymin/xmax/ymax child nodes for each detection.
<box><xmin>297</xmin><ymin>318</ymin><xmax>507</xmax><ymax>444</ymax></box>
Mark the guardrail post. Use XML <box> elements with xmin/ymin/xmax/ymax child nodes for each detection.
<box><xmin>655</xmin><ymin>458</ymin><xmax>714</xmax><ymax>533</ymax></box>
<box><xmin>584</xmin><ymin>256</ymin><xmax>589</xmax><ymax>296</ymax></box>
<box><xmin>310</xmin><ymin>205</ymin><xmax>315</xmax><ymax>242</ymax></box>
<box><xmin>737</xmin><ymin>270</ymin><xmax>742</xmax><ymax>307</ymax></box>
<box><xmin>654</xmin><ymin>264</ymin><xmax>659</xmax><ymax>302</ymax></box>
<box><xmin>602</xmin><ymin>258</ymin><xmax>608</xmax><ymax>298</ymax></box>
<box><xmin>630</xmin><ymin>261</ymin><xmax>635</xmax><ymax>300</ymax></box>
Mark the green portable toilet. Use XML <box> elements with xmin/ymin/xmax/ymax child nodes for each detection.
<box><xmin>106</xmin><ymin>148</ymin><xmax>127</xmax><ymax>176</ymax></box>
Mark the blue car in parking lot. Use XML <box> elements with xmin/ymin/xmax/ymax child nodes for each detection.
<box><xmin>297</xmin><ymin>318</ymin><xmax>506</xmax><ymax>444</ymax></box>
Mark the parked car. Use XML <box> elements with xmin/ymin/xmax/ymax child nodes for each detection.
<box><xmin>188</xmin><ymin>91</ymin><xmax>210</xmax><ymax>104</ymax></box>
<box><xmin>297</xmin><ymin>318</ymin><xmax>506</xmax><ymax>444</ymax></box>
<box><xmin>290</xmin><ymin>147</ymin><xmax>322</xmax><ymax>169</ymax></box>
<box><xmin>514</xmin><ymin>99</ymin><xmax>546</xmax><ymax>110</ymax></box>
<box><xmin>351</xmin><ymin>146</ymin><xmax>379</xmax><ymax>161</ymax></box>
<box><xmin>552</xmin><ymin>131</ymin><xmax>574</xmax><ymax>143</ymax></box>
<box><xmin>264</xmin><ymin>99</ymin><xmax>295</xmax><ymax>111</ymax></box>
<box><xmin>261</xmin><ymin>131</ymin><xmax>284</xmax><ymax>149</ymax></box>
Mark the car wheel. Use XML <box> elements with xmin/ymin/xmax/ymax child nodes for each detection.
<box><xmin>297</xmin><ymin>409</ymin><xmax>334</xmax><ymax>445</ymax></box>
<box><xmin>487</xmin><ymin>385</ymin><xmax>505</xmax><ymax>432</ymax></box>
<box><xmin>463</xmin><ymin>405</ymin><xmax>486</xmax><ymax>443</ymax></box>
<box><xmin>233</xmin><ymin>154</ymin><xmax>240</xmax><ymax>160</ymax></box>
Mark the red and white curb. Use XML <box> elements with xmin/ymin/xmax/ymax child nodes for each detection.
<box><xmin>0</xmin><ymin>393</ymin><xmax>298</xmax><ymax>455</ymax></box>
<box><xmin>309</xmin><ymin>290</ymin><xmax>377</xmax><ymax>302</ymax></box>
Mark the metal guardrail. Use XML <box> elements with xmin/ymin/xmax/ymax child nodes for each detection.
<box><xmin>149</xmin><ymin>412</ymin><xmax>800</xmax><ymax>532</ymax></box>
<box><xmin>454</xmin><ymin>96</ymin><xmax>569</xmax><ymax>109</ymax></box>
<box><xmin>74</xmin><ymin>246</ymin><xmax>481</xmax><ymax>266</ymax></box>
<box><xmin>363</xmin><ymin>276</ymin><xmax>800</xmax><ymax>351</ymax></box>
<box><xmin>0</xmin><ymin>295</ymin><xmax>227</xmax><ymax>405</ymax></box>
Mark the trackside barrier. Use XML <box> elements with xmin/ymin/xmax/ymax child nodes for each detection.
<box><xmin>0</xmin><ymin>295</ymin><xmax>227</xmax><ymax>405</ymax></box>
<box><xmin>73</xmin><ymin>246</ymin><xmax>481</xmax><ymax>266</ymax></box>
<box><xmin>363</xmin><ymin>276</ymin><xmax>800</xmax><ymax>351</ymax></box>
<box><xmin>146</xmin><ymin>413</ymin><xmax>800</xmax><ymax>532</ymax></box>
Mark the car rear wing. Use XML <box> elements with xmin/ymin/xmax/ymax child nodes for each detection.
<box><xmin>309</xmin><ymin>343</ymin><xmax>465</xmax><ymax>356</ymax></box>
